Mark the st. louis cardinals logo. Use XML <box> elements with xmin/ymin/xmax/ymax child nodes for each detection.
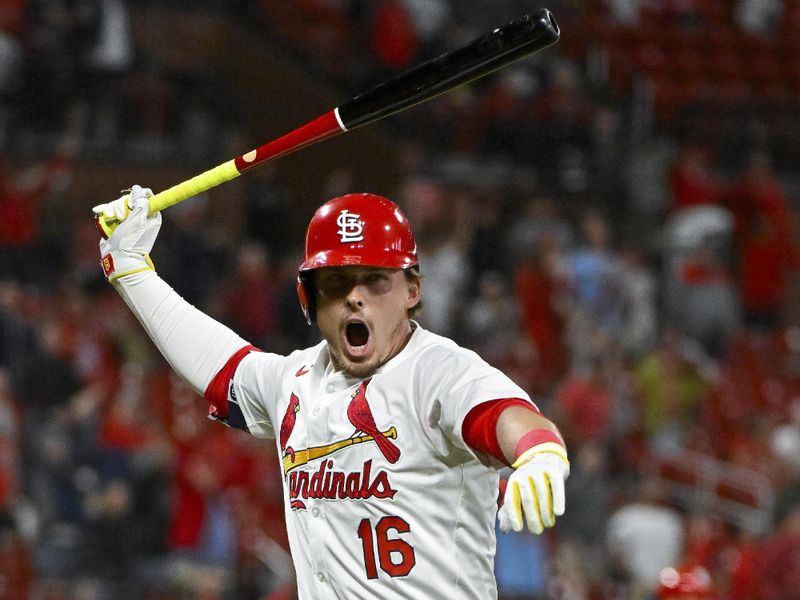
<box><xmin>280</xmin><ymin>379</ymin><xmax>400</xmax><ymax>510</ymax></box>
<box><xmin>336</xmin><ymin>209</ymin><xmax>364</xmax><ymax>243</ymax></box>
<box><xmin>347</xmin><ymin>380</ymin><xmax>401</xmax><ymax>463</ymax></box>
<box><xmin>279</xmin><ymin>393</ymin><xmax>300</xmax><ymax>463</ymax></box>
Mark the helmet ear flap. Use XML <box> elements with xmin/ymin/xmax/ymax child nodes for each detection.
<box><xmin>296</xmin><ymin>273</ymin><xmax>316</xmax><ymax>324</ymax></box>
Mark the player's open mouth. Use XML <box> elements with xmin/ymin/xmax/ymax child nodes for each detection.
<box><xmin>344</xmin><ymin>321</ymin><xmax>370</xmax><ymax>356</ymax></box>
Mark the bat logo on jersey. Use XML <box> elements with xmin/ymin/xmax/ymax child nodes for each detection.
<box><xmin>336</xmin><ymin>209</ymin><xmax>364</xmax><ymax>243</ymax></box>
<box><xmin>282</xmin><ymin>426</ymin><xmax>399</xmax><ymax>475</ymax></box>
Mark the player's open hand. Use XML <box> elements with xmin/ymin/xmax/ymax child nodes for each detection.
<box><xmin>498</xmin><ymin>445</ymin><xmax>569</xmax><ymax>535</ymax></box>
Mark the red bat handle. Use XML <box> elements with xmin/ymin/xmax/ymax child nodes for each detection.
<box><xmin>233</xmin><ymin>110</ymin><xmax>345</xmax><ymax>174</ymax></box>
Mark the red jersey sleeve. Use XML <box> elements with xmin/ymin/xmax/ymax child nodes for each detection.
<box><xmin>462</xmin><ymin>398</ymin><xmax>540</xmax><ymax>465</ymax></box>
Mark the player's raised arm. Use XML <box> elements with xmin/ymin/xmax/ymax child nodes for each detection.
<box><xmin>94</xmin><ymin>185</ymin><xmax>252</xmax><ymax>396</ymax></box>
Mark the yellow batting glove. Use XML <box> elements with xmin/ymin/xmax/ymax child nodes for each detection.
<box><xmin>498</xmin><ymin>442</ymin><xmax>569</xmax><ymax>535</ymax></box>
<box><xmin>96</xmin><ymin>185</ymin><xmax>162</xmax><ymax>283</ymax></box>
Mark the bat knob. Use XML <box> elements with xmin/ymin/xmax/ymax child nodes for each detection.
<box><xmin>93</xmin><ymin>212</ymin><xmax>116</xmax><ymax>240</ymax></box>
<box><xmin>92</xmin><ymin>195</ymin><xmax>132</xmax><ymax>239</ymax></box>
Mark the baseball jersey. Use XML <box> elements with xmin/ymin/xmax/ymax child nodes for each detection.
<box><xmin>217</xmin><ymin>323</ymin><xmax>532</xmax><ymax>600</ymax></box>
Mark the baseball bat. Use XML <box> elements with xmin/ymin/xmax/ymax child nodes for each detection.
<box><xmin>95</xmin><ymin>8</ymin><xmax>560</xmax><ymax>238</ymax></box>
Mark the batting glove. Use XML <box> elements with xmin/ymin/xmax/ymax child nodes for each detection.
<box><xmin>96</xmin><ymin>185</ymin><xmax>162</xmax><ymax>283</ymax></box>
<box><xmin>498</xmin><ymin>442</ymin><xmax>569</xmax><ymax>534</ymax></box>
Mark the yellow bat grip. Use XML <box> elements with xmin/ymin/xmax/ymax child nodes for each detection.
<box><xmin>96</xmin><ymin>160</ymin><xmax>241</xmax><ymax>239</ymax></box>
<box><xmin>147</xmin><ymin>159</ymin><xmax>240</xmax><ymax>214</ymax></box>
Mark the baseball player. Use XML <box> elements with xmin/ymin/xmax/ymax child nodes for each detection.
<box><xmin>94</xmin><ymin>185</ymin><xmax>570</xmax><ymax>599</ymax></box>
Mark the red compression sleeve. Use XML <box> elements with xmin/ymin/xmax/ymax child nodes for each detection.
<box><xmin>204</xmin><ymin>344</ymin><xmax>261</xmax><ymax>419</ymax></box>
<box><xmin>462</xmin><ymin>398</ymin><xmax>541</xmax><ymax>465</ymax></box>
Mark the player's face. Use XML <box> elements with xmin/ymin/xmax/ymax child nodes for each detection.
<box><xmin>314</xmin><ymin>266</ymin><xmax>420</xmax><ymax>378</ymax></box>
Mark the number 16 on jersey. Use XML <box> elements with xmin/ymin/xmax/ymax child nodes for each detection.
<box><xmin>357</xmin><ymin>516</ymin><xmax>416</xmax><ymax>579</ymax></box>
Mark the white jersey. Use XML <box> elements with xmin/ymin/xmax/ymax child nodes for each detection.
<box><xmin>225</xmin><ymin>324</ymin><xmax>531</xmax><ymax>600</ymax></box>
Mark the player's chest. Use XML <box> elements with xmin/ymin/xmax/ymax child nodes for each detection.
<box><xmin>275</xmin><ymin>372</ymin><xmax>419</xmax><ymax>506</ymax></box>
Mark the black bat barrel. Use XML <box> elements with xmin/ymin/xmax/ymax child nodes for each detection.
<box><xmin>337</xmin><ymin>8</ymin><xmax>560</xmax><ymax>130</ymax></box>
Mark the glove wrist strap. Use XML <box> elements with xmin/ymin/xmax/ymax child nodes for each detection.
<box><xmin>512</xmin><ymin>429</ymin><xmax>568</xmax><ymax>469</ymax></box>
<box><xmin>101</xmin><ymin>250</ymin><xmax>155</xmax><ymax>283</ymax></box>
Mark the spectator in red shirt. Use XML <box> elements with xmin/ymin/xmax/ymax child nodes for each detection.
<box><xmin>0</xmin><ymin>136</ymin><xmax>79</xmax><ymax>284</ymax></box>
<box><xmin>553</xmin><ymin>357</ymin><xmax>613</xmax><ymax>446</ymax></box>
<box><xmin>669</xmin><ymin>142</ymin><xmax>723</xmax><ymax>213</ymax></box>
<box><xmin>727</xmin><ymin>150</ymin><xmax>797</xmax><ymax>331</ymax></box>
<box><xmin>368</xmin><ymin>0</ymin><xmax>419</xmax><ymax>72</ymax></box>
<box><xmin>722</xmin><ymin>528</ymin><xmax>762</xmax><ymax>600</ymax></box>
<box><xmin>216</xmin><ymin>242</ymin><xmax>278</xmax><ymax>348</ymax></box>
<box><xmin>514</xmin><ymin>238</ymin><xmax>569</xmax><ymax>392</ymax></box>
<box><xmin>754</xmin><ymin>506</ymin><xmax>800</xmax><ymax>599</ymax></box>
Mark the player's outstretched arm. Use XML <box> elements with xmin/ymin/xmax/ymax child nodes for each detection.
<box><xmin>496</xmin><ymin>406</ymin><xmax>569</xmax><ymax>535</ymax></box>
<box><xmin>96</xmin><ymin>185</ymin><xmax>250</xmax><ymax>395</ymax></box>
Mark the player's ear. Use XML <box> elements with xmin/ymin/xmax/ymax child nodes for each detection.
<box><xmin>405</xmin><ymin>272</ymin><xmax>421</xmax><ymax>309</ymax></box>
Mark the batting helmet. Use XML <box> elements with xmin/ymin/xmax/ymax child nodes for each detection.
<box><xmin>296</xmin><ymin>193</ymin><xmax>418</xmax><ymax>323</ymax></box>
<box><xmin>657</xmin><ymin>565</ymin><xmax>713</xmax><ymax>598</ymax></box>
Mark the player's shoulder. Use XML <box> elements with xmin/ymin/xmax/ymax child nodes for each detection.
<box><xmin>412</xmin><ymin>324</ymin><xmax>475</xmax><ymax>352</ymax></box>
<box><xmin>400</xmin><ymin>325</ymin><xmax>528</xmax><ymax>399</ymax></box>
<box><xmin>238</xmin><ymin>339</ymin><xmax>327</xmax><ymax>379</ymax></box>
<box><xmin>287</xmin><ymin>339</ymin><xmax>328</xmax><ymax>364</ymax></box>
<box><xmin>407</xmin><ymin>324</ymin><xmax>492</xmax><ymax>370</ymax></box>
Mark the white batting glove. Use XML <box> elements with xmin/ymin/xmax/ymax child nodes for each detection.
<box><xmin>498</xmin><ymin>443</ymin><xmax>569</xmax><ymax>534</ymax></box>
<box><xmin>96</xmin><ymin>185</ymin><xmax>162</xmax><ymax>283</ymax></box>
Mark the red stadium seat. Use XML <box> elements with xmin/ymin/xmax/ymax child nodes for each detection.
<box><xmin>707</xmin><ymin>50</ymin><xmax>742</xmax><ymax>82</ymax></box>
<box><xmin>634</xmin><ymin>43</ymin><xmax>670</xmax><ymax>77</ymax></box>
<box><xmin>702</xmin><ymin>25</ymin><xmax>740</xmax><ymax>54</ymax></box>
<box><xmin>670</xmin><ymin>47</ymin><xmax>705</xmax><ymax>80</ymax></box>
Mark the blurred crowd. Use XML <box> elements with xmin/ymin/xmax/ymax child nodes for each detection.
<box><xmin>3</xmin><ymin>1</ymin><xmax>800</xmax><ymax>599</ymax></box>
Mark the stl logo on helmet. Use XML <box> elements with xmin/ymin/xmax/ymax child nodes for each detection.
<box><xmin>336</xmin><ymin>209</ymin><xmax>364</xmax><ymax>243</ymax></box>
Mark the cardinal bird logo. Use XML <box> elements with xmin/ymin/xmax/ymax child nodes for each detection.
<box><xmin>280</xmin><ymin>393</ymin><xmax>301</xmax><ymax>464</ymax></box>
<box><xmin>347</xmin><ymin>380</ymin><xmax>401</xmax><ymax>463</ymax></box>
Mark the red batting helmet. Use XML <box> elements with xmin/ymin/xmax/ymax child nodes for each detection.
<box><xmin>657</xmin><ymin>565</ymin><xmax>713</xmax><ymax>598</ymax></box>
<box><xmin>296</xmin><ymin>193</ymin><xmax>418</xmax><ymax>323</ymax></box>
